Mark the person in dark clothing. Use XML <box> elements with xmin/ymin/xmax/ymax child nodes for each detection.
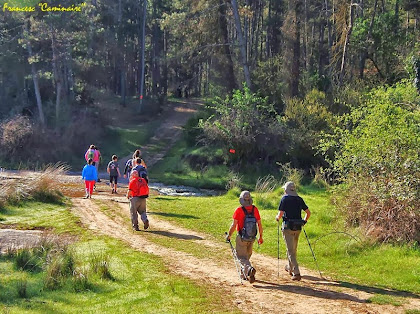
<box><xmin>275</xmin><ymin>181</ymin><xmax>311</xmax><ymax>281</ymax></box>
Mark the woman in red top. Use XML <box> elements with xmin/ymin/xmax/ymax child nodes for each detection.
<box><xmin>226</xmin><ymin>191</ymin><xmax>263</xmax><ymax>283</ymax></box>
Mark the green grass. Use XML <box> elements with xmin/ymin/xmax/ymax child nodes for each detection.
<box><xmin>147</xmin><ymin>187</ymin><xmax>420</xmax><ymax>295</ymax></box>
<box><xmin>0</xmin><ymin>201</ymin><xmax>237</xmax><ymax>313</ymax></box>
<box><xmin>0</xmin><ymin>237</ymin><xmax>234</xmax><ymax>313</ymax></box>
<box><xmin>0</xmin><ymin>201</ymin><xmax>80</xmax><ymax>234</ymax></box>
<box><xmin>99</xmin><ymin>120</ymin><xmax>161</xmax><ymax>161</ymax></box>
<box><xmin>150</xmin><ymin>139</ymin><xmax>230</xmax><ymax>189</ymax></box>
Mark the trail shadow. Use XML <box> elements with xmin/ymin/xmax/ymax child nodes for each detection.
<box><xmin>148</xmin><ymin>211</ymin><xmax>199</xmax><ymax>219</ymax></box>
<box><xmin>148</xmin><ymin>230</ymin><xmax>203</xmax><ymax>240</ymax></box>
<box><xmin>302</xmin><ymin>275</ymin><xmax>326</xmax><ymax>282</ymax></box>
<box><xmin>336</xmin><ymin>281</ymin><xmax>420</xmax><ymax>299</ymax></box>
<box><xmin>152</xmin><ymin>197</ymin><xmax>179</xmax><ymax>201</ymax></box>
<box><xmin>252</xmin><ymin>279</ymin><xmax>365</xmax><ymax>303</ymax></box>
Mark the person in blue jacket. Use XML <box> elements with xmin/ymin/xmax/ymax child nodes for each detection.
<box><xmin>82</xmin><ymin>158</ymin><xmax>98</xmax><ymax>198</ymax></box>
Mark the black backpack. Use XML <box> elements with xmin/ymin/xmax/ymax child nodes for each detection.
<box><xmin>240</xmin><ymin>206</ymin><xmax>257</xmax><ymax>242</ymax></box>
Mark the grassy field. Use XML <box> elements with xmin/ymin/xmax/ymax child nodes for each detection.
<box><xmin>146</xmin><ymin>186</ymin><xmax>420</xmax><ymax>295</ymax></box>
<box><xmin>0</xmin><ymin>201</ymin><xmax>236</xmax><ymax>313</ymax></box>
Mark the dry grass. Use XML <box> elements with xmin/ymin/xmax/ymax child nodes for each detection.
<box><xmin>0</xmin><ymin>163</ymin><xmax>69</xmax><ymax>208</ymax></box>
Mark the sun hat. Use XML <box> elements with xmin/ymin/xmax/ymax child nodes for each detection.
<box><xmin>239</xmin><ymin>190</ymin><xmax>253</xmax><ymax>206</ymax></box>
<box><xmin>282</xmin><ymin>181</ymin><xmax>298</xmax><ymax>196</ymax></box>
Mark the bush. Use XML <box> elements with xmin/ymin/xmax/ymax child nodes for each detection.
<box><xmin>325</xmin><ymin>81</ymin><xmax>420</xmax><ymax>243</ymax></box>
<box><xmin>200</xmin><ymin>85</ymin><xmax>289</xmax><ymax>165</ymax></box>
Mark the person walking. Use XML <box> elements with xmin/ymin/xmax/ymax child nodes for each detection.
<box><xmin>226</xmin><ymin>191</ymin><xmax>263</xmax><ymax>283</ymax></box>
<box><xmin>82</xmin><ymin>158</ymin><xmax>98</xmax><ymax>198</ymax></box>
<box><xmin>84</xmin><ymin>145</ymin><xmax>96</xmax><ymax>163</ymax></box>
<box><xmin>275</xmin><ymin>181</ymin><xmax>311</xmax><ymax>281</ymax></box>
<box><xmin>126</xmin><ymin>170</ymin><xmax>149</xmax><ymax>231</ymax></box>
<box><xmin>107</xmin><ymin>155</ymin><xmax>121</xmax><ymax>194</ymax></box>
<box><xmin>93</xmin><ymin>146</ymin><xmax>102</xmax><ymax>182</ymax></box>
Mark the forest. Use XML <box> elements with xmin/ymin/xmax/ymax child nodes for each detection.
<box><xmin>0</xmin><ymin>0</ymin><xmax>419</xmax><ymax>244</ymax></box>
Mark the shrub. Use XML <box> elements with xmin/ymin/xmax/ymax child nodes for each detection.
<box><xmin>0</xmin><ymin>115</ymin><xmax>33</xmax><ymax>158</ymax></box>
<box><xmin>325</xmin><ymin>81</ymin><xmax>420</xmax><ymax>243</ymax></box>
<box><xmin>199</xmin><ymin>85</ymin><xmax>289</xmax><ymax>165</ymax></box>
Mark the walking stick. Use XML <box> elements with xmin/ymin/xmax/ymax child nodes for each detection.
<box><xmin>303</xmin><ymin>227</ymin><xmax>323</xmax><ymax>278</ymax></box>
<box><xmin>225</xmin><ymin>232</ymin><xmax>247</xmax><ymax>283</ymax></box>
<box><xmin>277</xmin><ymin>220</ymin><xmax>280</xmax><ymax>278</ymax></box>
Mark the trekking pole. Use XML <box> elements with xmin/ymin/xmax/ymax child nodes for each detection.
<box><xmin>302</xmin><ymin>227</ymin><xmax>323</xmax><ymax>278</ymax></box>
<box><xmin>277</xmin><ymin>220</ymin><xmax>280</xmax><ymax>278</ymax></box>
<box><xmin>224</xmin><ymin>232</ymin><xmax>247</xmax><ymax>283</ymax></box>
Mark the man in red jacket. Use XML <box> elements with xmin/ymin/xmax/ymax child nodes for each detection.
<box><xmin>126</xmin><ymin>170</ymin><xmax>149</xmax><ymax>231</ymax></box>
<box><xmin>226</xmin><ymin>191</ymin><xmax>263</xmax><ymax>283</ymax></box>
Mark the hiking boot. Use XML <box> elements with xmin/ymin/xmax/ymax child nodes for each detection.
<box><xmin>143</xmin><ymin>220</ymin><xmax>149</xmax><ymax>230</ymax></box>
<box><xmin>133</xmin><ymin>226</ymin><xmax>140</xmax><ymax>231</ymax></box>
<box><xmin>291</xmin><ymin>274</ymin><xmax>301</xmax><ymax>281</ymax></box>
<box><xmin>285</xmin><ymin>265</ymin><xmax>292</xmax><ymax>276</ymax></box>
<box><xmin>248</xmin><ymin>267</ymin><xmax>256</xmax><ymax>283</ymax></box>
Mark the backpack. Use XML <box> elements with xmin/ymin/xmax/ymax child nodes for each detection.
<box><xmin>134</xmin><ymin>177</ymin><xmax>149</xmax><ymax>198</ymax></box>
<box><xmin>133</xmin><ymin>165</ymin><xmax>148</xmax><ymax>180</ymax></box>
<box><xmin>240</xmin><ymin>206</ymin><xmax>257</xmax><ymax>242</ymax></box>
<box><xmin>87</xmin><ymin>149</ymin><xmax>95</xmax><ymax>160</ymax></box>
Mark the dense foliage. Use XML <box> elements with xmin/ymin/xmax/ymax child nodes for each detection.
<box><xmin>320</xmin><ymin>81</ymin><xmax>420</xmax><ymax>243</ymax></box>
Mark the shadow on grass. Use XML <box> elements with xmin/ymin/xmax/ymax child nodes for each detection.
<box><xmin>147</xmin><ymin>230</ymin><xmax>203</xmax><ymax>240</ymax></box>
<box><xmin>337</xmin><ymin>281</ymin><xmax>420</xmax><ymax>299</ymax></box>
<box><xmin>148</xmin><ymin>211</ymin><xmax>199</xmax><ymax>219</ymax></box>
<box><xmin>253</xmin><ymin>279</ymin><xmax>365</xmax><ymax>303</ymax></box>
<box><xmin>298</xmin><ymin>276</ymin><xmax>420</xmax><ymax>300</ymax></box>
<box><xmin>152</xmin><ymin>197</ymin><xmax>180</xmax><ymax>201</ymax></box>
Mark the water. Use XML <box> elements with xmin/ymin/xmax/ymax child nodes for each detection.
<box><xmin>148</xmin><ymin>182</ymin><xmax>220</xmax><ymax>197</ymax></box>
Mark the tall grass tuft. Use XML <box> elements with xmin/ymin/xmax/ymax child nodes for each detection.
<box><xmin>72</xmin><ymin>267</ymin><xmax>92</xmax><ymax>292</ymax></box>
<box><xmin>225</xmin><ymin>171</ymin><xmax>243</xmax><ymax>190</ymax></box>
<box><xmin>0</xmin><ymin>163</ymin><xmax>68</xmax><ymax>208</ymax></box>
<box><xmin>90</xmin><ymin>252</ymin><xmax>113</xmax><ymax>280</ymax></box>
<box><xmin>44</xmin><ymin>247</ymin><xmax>76</xmax><ymax>290</ymax></box>
<box><xmin>15</xmin><ymin>248</ymin><xmax>42</xmax><ymax>272</ymax></box>
<box><xmin>254</xmin><ymin>175</ymin><xmax>278</xmax><ymax>210</ymax></box>
<box><xmin>278</xmin><ymin>162</ymin><xmax>304</xmax><ymax>189</ymax></box>
<box><xmin>16</xmin><ymin>278</ymin><xmax>28</xmax><ymax>298</ymax></box>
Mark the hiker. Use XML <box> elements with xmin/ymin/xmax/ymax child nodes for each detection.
<box><xmin>107</xmin><ymin>155</ymin><xmax>121</xmax><ymax>194</ymax></box>
<box><xmin>132</xmin><ymin>149</ymin><xmax>147</xmax><ymax>169</ymax></box>
<box><xmin>226</xmin><ymin>191</ymin><xmax>263</xmax><ymax>283</ymax></box>
<box><xmin>132</xmin><ymin>157</ymin><xmax>148</xmax><ymax>182</ymax></box>
<box><xmin>124</xmin><ymin>150</ymin><xmax>147</xmax><ymax>179</ymax></box>
<box><xmin>126</xmin><ymin>170</ymin><xmax>149</xmax><ymax>231</ymax></box>
<box><xmin>84</xmin><ymin>145</ymin><xmax>96</xmax><ymax>163</ymax></box>
<box><xmin>275</xmin><ymin>181</ymin><xmax>311</xmax><ymax>281</ymax></box>
<box><xmin>82</xmin><ymin>158</ymin><xmax>98</xmax><ymax>199</ymax></box>
<box><xmin>93</xmin><ymin>145</ymin><xmax>102</xmax><ymax>182</ymax></box>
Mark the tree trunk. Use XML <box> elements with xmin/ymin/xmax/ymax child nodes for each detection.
<box><xmin>230</xmin><ymin>0</ymin><xmax>253</xmax><ymax>90</ymax></box>
<box><xmin>359</xmin><ymin>0</ymin><xmax>377</xmax><ymax>79</ymax></box>
<box><xmin>339</xmin><ymin>3</ymin><xmax>355</xmax><ymax>86</ymax></box>
<box><xmin>51</xmin><ymin>26</ymin><xmax>62</xmax><ymax>126</ymax></box>
<box><xmin>219</xmin><ymin>0</ymin><xmax>236</xmax><ymax>93</ymax></box>
<box><xmin>139</xmin><ymin>0</ymin><xmax>147</xmax><ymax>112</ymax></box>
<box><xmin>290</xmin><ymin>0</ymin><xmax>302</xmax><ymax>97</ymax></box>
<box><xmin>24</xmin><ymin>22</ymin><xmax>45</xmax><ymax>125</ymax></box>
